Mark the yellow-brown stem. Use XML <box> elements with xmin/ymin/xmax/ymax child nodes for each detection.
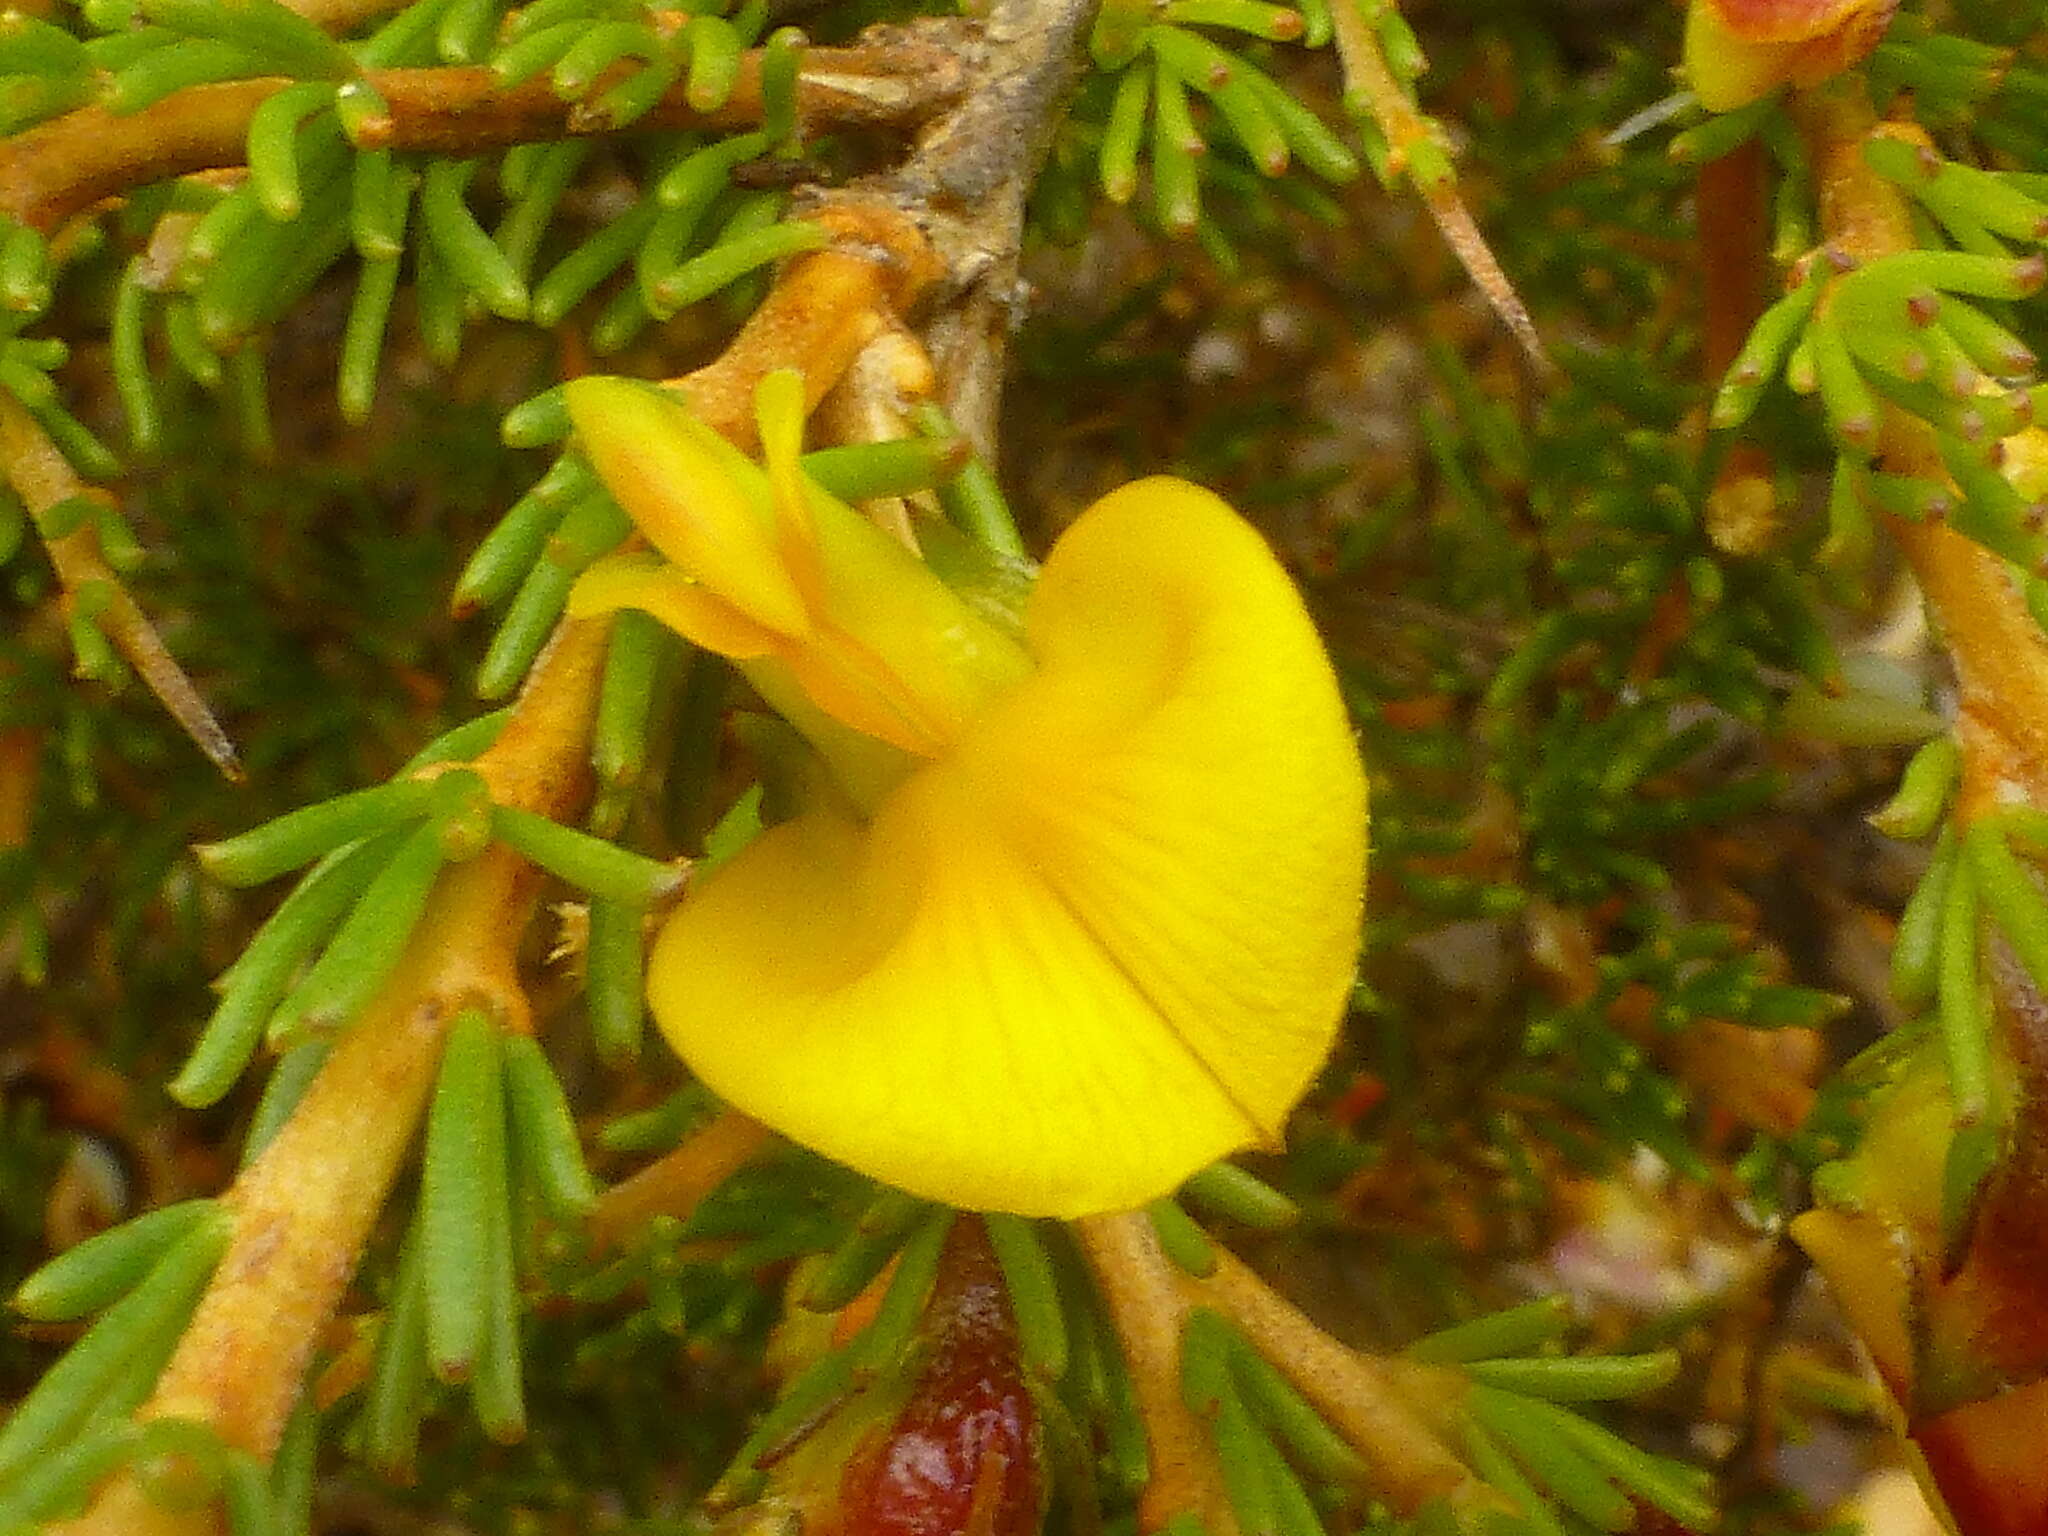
<box><xmin>1200</xmin><ymin>1247</ymin><xmax>1493</xmax><ymax>1516</ymax></box>
<box><xmin>46</xmin><ymin>620</ymin><xmax>607</xmax><ymax>1536</ymax></box>
<box><xmin>1072</xmin><ymin>1212</ymin><xmax>1242</xmax><ymax>1536</ymax></box>
<box><xmin>589</xmin><ymin>1110</ymin><xmax>773</xmax><ymax>1251</ymax></box>
<box><xmin>670</xmin><ymin>206</ymin><xmax>941</xmax><ymax>450</ymax></box>
<box><xmin>1075</xmin><ymin>1211</ymin><xmax>1495</xmax><ymax>1524</ymax></box>
<box><xmin>1791</xmin><ymin>81</ymin><xmax>2048</xmax><ymax>1536</ymax></box>
<box><xmin>0</xmin><ymin>397</ymin><xmax>239</xmax><ymax>778</ymax></box>
<box><xmin>141</xmin><ymin>854</ymin><xmax>546</xmax><ymax>1449</ymax></box>
<box><xmin>817</xmin><ymin>323</ymin><xmax>943</xmax><ymax>547</ymax></box>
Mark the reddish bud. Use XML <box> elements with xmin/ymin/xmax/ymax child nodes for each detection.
<box><xmin>839</xmin><ymin>1224</ymin><xmax>1044</xmax><ymax>1536</ymax></box>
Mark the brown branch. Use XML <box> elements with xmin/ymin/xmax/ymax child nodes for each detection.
<box><xmin>0</xmin><ymin>397</ymin><xmax>240</xmax><ymax>779</ymax></box>
<box><xmin>281</xmin><ymin>0</ymin><xmax>412</xmax><ymax>36</ymax></box>
<box><xmin>0</xmin><ymin>38</ymin><xmax>972</xmax><ymax>234</ymax></box>
<box><xmin>353</xmin><ymin>40</ymin><xmax>969</xmax><ymax>151</ymax></box>
<box><xmin>47</xmin><ymin>619</ymin><xmax>609</xmax><ymax>1536</ymax></box>
<box><xmin>1699</xmin><ymin>141</ymin><xmax>1771</xmax><ymax>385</ymax></box>
<box><xmin>1075</xmin><ymin>1211</ymin><xmax>1501</xmax><ymax>1525</ymax></box>
<box><xmin>587</xmin><ymin>1109</ymin><xmax>773</xmax><ymax>1251</ymax></box>
<box><xmin>1199</xmin><ymin>1248</ymin><xmax>1498</xmax><ymax>1518</ymax></box>
<box><xmin>0</xmin><ymin>725</ymin><xmax>37</xmax><ymax>849</ymax></box>
<box><xmin>1073</xmin><ymin>1212</ymin><xmax>1243</xmax><ymax>1536</ymax></box>
<box><xmin>1698</xmin><ymin>139</ymin><xmax>1783</xmax><ymax>556</ymax></box>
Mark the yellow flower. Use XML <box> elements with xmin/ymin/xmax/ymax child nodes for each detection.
<box><xmin>565</xmin><ymin>374</ymin><xmax>1367</xmax><ymax>1217</ymax></box>
<box><xmin>1683</xmin><ymin>0</ymin><xmax>1898</xmax><ymax>112</ymax></box>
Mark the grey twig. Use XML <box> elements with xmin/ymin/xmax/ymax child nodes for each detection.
<box><xmin>807</xmin><ymin>0</ymin><xmax>1101</xmax><ymax>463</ymax></box>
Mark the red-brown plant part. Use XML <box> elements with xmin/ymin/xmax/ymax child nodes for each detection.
<box><xmin>838</xmin><ymin>1223</ymin><xmax>1044</xmax><ymax>1536</ymax></box>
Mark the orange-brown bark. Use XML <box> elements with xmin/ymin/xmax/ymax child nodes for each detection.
<box><xmin>0</xmin><ymin>43</ymin><xmax>968</xmax><ymax>233</ymax></box>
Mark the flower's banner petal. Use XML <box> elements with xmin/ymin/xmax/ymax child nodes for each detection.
<box><xmin>647</xmin><ymin>477</ymin><xmax>1367</xmax><ymax>1217</ymax></box>
<box><xmin>967</xmin><ymin>477</ymin><xmax>1368</xmax><ymax>1141</ymax></box>
<box><xmin>568</xmin><ymin>552</ymin><xmax>782</xmax><ymax>658</ymax></box>
<box><xmin>567</xmin><ymin>379</ymin><xmax>812</xmax><ymax>637</ymax></box>
<box><xmin>650</xmin><ymin>793</ymin><xmax>1261</xmax><ymax>1214</ymax></box>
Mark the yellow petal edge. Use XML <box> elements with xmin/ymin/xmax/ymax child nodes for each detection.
<box><xmin>646</xmin><ymin>476</ymin><xmax>1368</xmax><ymax>1217</ymax></box>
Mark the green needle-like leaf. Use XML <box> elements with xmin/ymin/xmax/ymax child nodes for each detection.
<box><xmin>180</xmin><ymin>827</ymin><xmax>408</xmax><ymax>1107</ymax></box>
<box><xmin>0</xmin><ymin>1210</ymin><xmax>232</xmax><ymax>1483</ymax></box>
<box><xmin>422</xmin><ymin>1009</ymin><xmax>503</xmax><ymax>1384</ymax></box>
<box><xmin>585</xmin><ymin>897</ymin><xmax>647</xmax><ymax>1068</ymax></box>
<box><xmin>1100</xmin><ymin>64</ymin><xmax>1150</xmax><ymax>203</ymax></box>
<box><xmin>420</xmin><ymin>159</ymin><xmax>528</xmax><ymax>320</ymax></box>
<box><xmin>1870</xmin><ymin>736</ymin><xmax>1961</xmax><ymax>841</ymax></box>
<box><xmin>246</xmin><ymin>82</ymin><xmax>337</xmax><ymax>220</ymax></box>
<box><xmin>361</xmin><ymin>1214</ymin><xmax>432</xmax><ymax>1480</ymax></box>
<box><xmin>1406</xmin><ymin>1298</ymin><xmax>1573</xmax><ymax>1364</ymax></box>
<box><xmin>1180</xmin><ymin>1162</ymin><xmax>1299</xmax><ymax>1230</ymax></box>
<box><xmin>138</xmin><ymin>0</ymin><xmax>354</xmax><ymax>76</ymax></box>
<box><xmin>983</xmin><ymin>1214</ymin><xmax>1069</xmax><ymax>1382</ymax></box>
<box><xmin>1464</xmin><ymin>1352</ymin><xmax>1680</xmax><ymax>1402</ymax></box>
<box><xmin>469</xmin><ymin>1064</ymin><xmax>524</xmax><ymax>1442</ymax></box>
<box><xmin>267</xmin><ymin>818</ymin><xmax>447</xmax><ymax>1041</ymax></box>
<box><xmin>1467</xmin><ymin>1385</ymin><xmax>1633</xmax><ymax>1531</ymax></box>
<box><xmin>849</xmin><ymin>1208</ymin><xmax>954</xmax><ymax>1373</ymax></box>
<box><xmin>476</xmin><ymin>491</ymin><xmax>632</xmax><ymax>697</ymax></box>
<box><xmin>242</xmin><ymin>1041</ymin><xmax>332</xmax><ymax>1165</ymax></box>
<box><xmin>12</xmin><ymin>1200</ymin><xmax>220</xmax><ymax>1322</ymax></box>
<box><xmin>1224</xmin><ymin>1325</ymin><xmax>1366</xmax><ymax>1483</ymax></box>
<box><xmin>196</xmin><ymin>779</ymin><xmax>433</xmax><ymax>887</ymax></box>
<box><xmin>649</xmin><ymin>218</ymin><xmax>827</xmax><ymax>318</ymax></box>
<box><xmin>799</xmin><ymin>1189</ymin><xmax>930</xmax><ymax>1313</ymax></box>
<box><xmin>1147</xmin><ymin>1197</ymin><xmax>1218</xmax><ymax>1277</ymax></box>
<box><xmin>503</xmin><ymin>1034</ymin><xmax>599</xmax><ymax>1218</ymax></box>
<box><xmin>0</xmin><ymin>1423</ymin><xmax>140</xmax><ymax>1529</ymax></box>
<box><xmin>489</xmin><ymin>804</ymin><xmax>684</xmax><ymax>904</ymax></box>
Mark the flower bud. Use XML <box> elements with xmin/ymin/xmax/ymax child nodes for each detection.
<box><xmin>839</xmin><ymin>1224</ymin><xmax>1043</xmax><ymax>1536</ymax></box>
<box><xmin>1684</xmin><ymin>0</ymin><xmax>1898</xmax><ymax>112</ymax></box>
